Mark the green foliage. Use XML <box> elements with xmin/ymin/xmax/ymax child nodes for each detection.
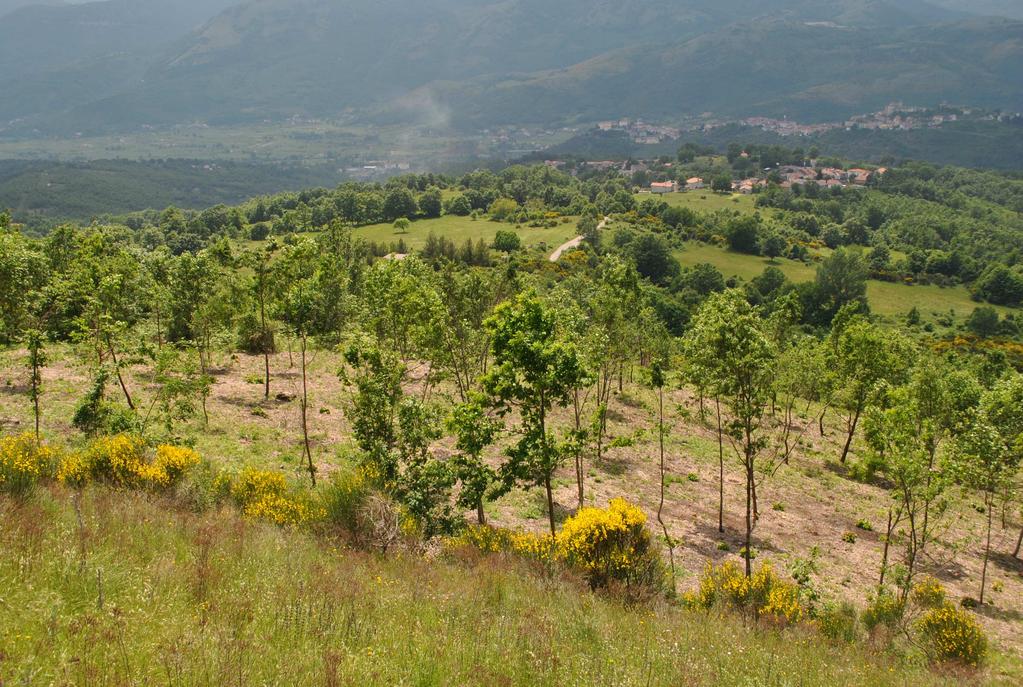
<box><xmin>482</xmin><ymin>292</ymin><xmax>586</xmax><ymax>535</ymax></box>
<box><xmin>862</xmin><ymin>588</ymin><xmax>906</xmax><ymax>635</ymax></box>
<box><xmin>817</xmin><ymin>602</ymin><xmax>861</xmax><ymax>643</ymax></box>
<box><xmin>492</xmin><ymin>229</ymin><xmax>521</xmax><ymax>252</ymax></box>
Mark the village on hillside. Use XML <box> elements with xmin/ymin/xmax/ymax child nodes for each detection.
<box><xmin>543</xmin><ymin>155</ymin><xmax>887</xmax><ymax>196</ymax></box>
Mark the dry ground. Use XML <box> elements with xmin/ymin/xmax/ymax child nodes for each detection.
<box><xmin>2</xmin><ymin>344</ymin><xmax>1021</xmax><ymax>665</ymax></box>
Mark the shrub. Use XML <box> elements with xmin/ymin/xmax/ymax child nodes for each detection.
<box><xmin>911</xmin><ymin>576</ymin><xmax>947</xmax><ymax>610</ymax></box>
<box><xmin>154</xmin><ymin>445</ymin><xmax>201</xmax><ymax>483</ymax></box>
<box><xmin>57</xmin><ymin>435</ymin><xmax>199</xmax><ymax>491</ymax></box>
<box><xmin>492</xmin><ymin>230</ymin><xmax>521</xmax><ymax>252</ymax></box>
<box><xmin>445</xmin><ymin>500</ymin><xmax>662</xmax><ymax>594</ymax></box>
<box><xmin>862</xmin><ymin>588</ymin><xmax>905</xmax><ymax>634</ymax></box>
<box><xmin>688</xmin><ymin>561</ymin><xmax>805</xmax><ymax>625</ymax></box>
<box><xmin>557</xmin><ymin>498</ymin><xmax>664</xmax><ymax>592</ymax></box>
<box><xmin>841</xmin><ymin>532</ymin><xmax>857</xmax><ymax>544</ymax></box>
<box><xmin>319</xmin><ymin>464</ymin><xmax>372</xmax><ymax>532</ymax></box>
<box><xmin>916</xmin><ymin>605</ymin><xmax>988</xmax><ymax>666</ymax></box>
<box><xmin>817</xmin><ymin>602</ymin><xmax>860</xmax><ymax>643</ymax></box>
<box><xmin>444</xmin><ymin>525</ymin><xmax>557</xmax><ymax>570</ymax></box>
<box><xmin>176</xmin><ymin>459</ymin><xmax>232</xmax><ymax>512</ymax></box>
<box><xmin>243</xmin><ymin>493</ymin><xmax>319</xmax><ymax>527</ymax></box>
<box><xmin>231</xmin><ymin>466</ymin><xmax>288</xmax><ymax>506</ymax></box>
<box><xmin>231</xmin><ymin>466</ymin><xmax>321</xmax><ymax>527</ymax></box>
<box><xmin>0</xmin><ymin>433</ymin><xmax>56</xmax><ymax>496</ymax></box>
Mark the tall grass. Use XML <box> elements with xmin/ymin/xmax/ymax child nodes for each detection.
<box><xmin>0</xmin><ymin>486</ymin><xmax>976</xmax><ymax>686</ymax></box>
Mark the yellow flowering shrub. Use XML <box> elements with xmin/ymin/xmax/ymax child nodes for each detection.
<box><xmin>916</xmin><ymin>604</ymin><xmax>988</xmax><ymax>666</ymax></box>
<box><xmin>911</xmin><ymin>576</ymin><xmax>947</xmax><ymax>610</ymax></box>
<box><xmin>445</xmin><ymin>525</ymin><xmax>557</xmax><ymax>564</ymax></box>
<box><xmin>55</xmin><ymin>451</ymin><xmax>91</xmax><ymax>488</ymax></box>
<box><xmin>688</xmin><ymin>561</ymin><xmax>805</xmax><ymax>625</ymax></box>
<box><xmin>556</xmin><ymin>498</ymin><xmax>662</xmax><ymax>590</ymax></box>
<box><xmin>56</xmin><ymin>435</ymin><xmax>199</xmax><ymax>491</ymax></box>
<box><xmin>511</xmin><ymin>530</ymin><xmax>557</xmax><ymax>563</ymax></box>
<box><xmin>231</xmin><ymin>467</ymin><xmax>288</xmax><ymax>505</ymax></box>
<box><xmin>0</xmin><ymin>433</ymin><xmax>56</xmax><ymax>495</ymax></box>
<box><xmin>154</xmin><ymin>445</ymin><xmax>201</xmax><ymax>482</ymax></box>
<box><xmin>243</xmin><ymin>492</ymin><xmax>319</xmax><ymax>526</ymax></box>
<box><xmin>447</xmin><ymin>500</ymin><xmax>662</xmax><ymax>592</ymax></box>
<box><xmin>231</xmin><ymin>466</ymin><xmax>322</xmax><ymax>527</ymax></box>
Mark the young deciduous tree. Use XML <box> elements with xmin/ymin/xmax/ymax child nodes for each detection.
<box><xmin>973</xmin><ymin>375</ymin><xmax>1023</xmax><ymax>561</ymax></box>
<box><xmin>244</xmin><ymin>247</ymin><xmax>278</xmax><ymax>400</ymax></box>
<box><xmin>25</xmin><ymin>329</ymin><xmax>46</xmax><ymax>443</ymax></box>
<box><xmin>684</xmin><ymin>289</ymin><xmax>776</xmax><ymax>576</ymax></box>
<box><xmin>650</xmin><ymin>358</ymin><xmax>676</xmax><ymax>585</ymax></box>
<box><xmin>832</xmin><ymin>316</ymin><xmax>912</xmax><ymax>463</ymax></box>
<box><xmin>447</xmin><ymin>398</ymin><xmax>504</xmax><ymax>524</ymax></box>
<box><xmin>279</xmin><ymin>276</ymin><xmax>320</xmax><ymax>487</ymax></box>
<box><xmin>955</xmin><ymin>412</ymin><xmax>1015</xmax><ymax>604</ymax></box>
<box><xmin>864</xmin><ymin>364</ymin><xmax>979</xmax><ymax>596</ymax></box>
<box><xmin>482</xmin><ymin>292</ymin><xmax>586</xmax><ymax>536</ymax></box>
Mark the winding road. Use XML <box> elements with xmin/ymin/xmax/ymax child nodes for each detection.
<box><xmin>549</xmin><ymin>216</ymin><xmax>609</xmax><ymax>262</ymax></box>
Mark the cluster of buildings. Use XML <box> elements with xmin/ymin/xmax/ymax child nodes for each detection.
<box><xmin>650</xmin><ymin>177</ymin><xmax>706</xmax><ymax>194</ymax></box>
<box><xmin>729</xmin><ymin>103</ymin><xmax>986</xmax><ymax>138</ymax></box>
<box><xmin>773</xmin><ymin>165</ymin><xmax>885</xmax><ymax>189</ymax></box>
<box><xmin>843</xmin><ymin>103</ymin><xmax>961</xmax><ymax>131</ymax></box>
<box><xmin>343</xmin><ymin>160</ymin><xmax>413</xmax><ymax>179</ymax></box>
<box><xmin>643</xmin><ymin>164</ymin><xmax>886</xmax><ymax>196</ymax></box>
<box><xmin>596</xmin><ymin>118</ymin><xmax>682</xmax><ymax>144</ymax></box>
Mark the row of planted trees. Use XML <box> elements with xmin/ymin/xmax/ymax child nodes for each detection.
<box><xmin>5</xmin><ymin>215</ymin><xmax>1023</xmax><ymax>613</ymax></box>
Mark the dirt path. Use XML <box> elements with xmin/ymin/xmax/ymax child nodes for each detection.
<box><xmin>549</xmin><ymin>216</ymin><xmax>608</xmax><ymax>262</ymax></box>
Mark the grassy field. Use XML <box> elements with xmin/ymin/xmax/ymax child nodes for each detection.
<box><xmin>353</xmin><ymin>215</ymin><xmax>579</xmax><ymax>252</ymax></box>
<box><xmin>672</xmin><ymin>242</ymin><xmax>1012</xmax><ymax>322</ymax></box>
<box><xmin>0</xmin><ymin>485</ymin><xmax>993</xmax><ymax>686</ymax></box>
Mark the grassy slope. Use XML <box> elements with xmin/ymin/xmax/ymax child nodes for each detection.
<box><xmin>352</xmin><ymin>215</ymin><xmax>579</xmax><ymax>251</ymax></box>
<box><xmin>0</xmin><ymin>485</ymin><xmax>972</xmax><ymax>686</ymax></box>
<box><xmin>636</xmin><ymin>192</ymin><xmax>1014</xmax><ymax>323</ymax></box>
<box><xmin>674</xmin><ymin>241</ymin><xmax>995</xmax><ymax>321</ymax></box>
<box><xmin>2</xmin><ymin>345</ymin><xmax>1022</xmax><ymax>676</ymax></box>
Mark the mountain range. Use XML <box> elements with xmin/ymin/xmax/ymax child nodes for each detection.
<box><xmin>1</xmin><ymin>0</ymin><xmax>1021</xmax><ymax>137</ymax></box>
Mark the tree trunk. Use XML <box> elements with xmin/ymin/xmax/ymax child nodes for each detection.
<box><xmin>301</xmin><ymin>334</ymin><xmax>315</xmax><ymax>488</ymax></box>
<box><xmin>573</xmin><ymin>388</ymin><xmax>584</xmax><ymax>510</ymax></box>
<box><xmin>33</xmin><ymin>390</ymin><xmax>41</xmax><ymax>443</ymax></box>
<box><xmin>156</xmin><ymin>307</ymin><xmax>163</xmax><ymax>351</ymax></box>
<box><xmin>545</xmin><ymin>474</ymin><xmax>556</xmax><ymax>538</ymax></box>
<box><xmin>263</xmin><ymin>351</ymin><xmax>271</xmax><ymax>401</ymax></box>
<box><xmin>840</xmin><ymin>405</ymin><xmax>862</xmax><ymax>464</ymax></box>
<box><xmin>818</xmin><ymin>407</ymin><xmax>827</xmax><ymax>436</ymax></box>
<box><xmin>880</xmin><ymin>506</ymin><xmax>895</xmax><ymax>587</ymax></box>
<box><xmin>752</xmin><ymin>475</ymin><xmax>759</xmax><ymax>522</ymax></box>
<box><xmin>980</xmin><ymin>493</ymin><xmax>993</xmax><ymax>604</ymax></box>
<box><xmin>657</xmin><ymin>387</ymin><xmax>675</xmax><ymax>585</ymax></box>
<box><xmin>1014</xmin><ymin>524</ymin><xmax>1023</xmax><ymax>559</ymax></box>
<box><xmin>477</xmin><ymin>500</ymin><xmax>486</xmax><ymax>526</ymax></box>
<box><xmin>745</xmin><ymin>456</ymin><xmax>753</xmax><ymax>578</ymax></box>
<box><xmin>107</xmin><ymin>337</ymin><xmax>135</xmax><ymax>411</ymax></box>
<box><xmin>716</xmin><ymin>398</ymin><xmax>725</xmax><ymax>534</ymax></box>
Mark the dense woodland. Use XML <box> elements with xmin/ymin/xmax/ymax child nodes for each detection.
<box><xmin>2</xmin><ymin>153</ymin><xmax>1023</xmax><ymax>680</ymax></box>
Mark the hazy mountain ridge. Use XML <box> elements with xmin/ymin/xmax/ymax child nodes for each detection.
<box><xmin>1</xmin><ymin>0</ymin><xmax>1019</xmax><ymax>136</ymax></box>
